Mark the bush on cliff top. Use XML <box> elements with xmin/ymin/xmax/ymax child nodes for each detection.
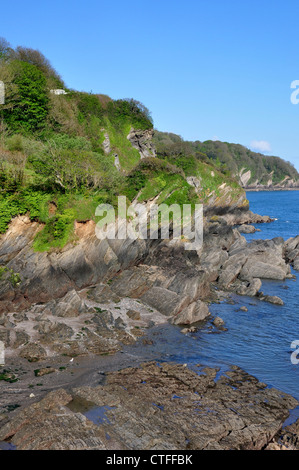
<box><xmin>0</xmin><ymin>37</ymin><xmax>244</xmax><ymax>251</ymax></box>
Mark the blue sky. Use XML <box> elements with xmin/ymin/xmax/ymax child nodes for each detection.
<box><xmin>2</xmin><ymin>0</ymin><xmax>299</xmax><ymax>169</ymax></box>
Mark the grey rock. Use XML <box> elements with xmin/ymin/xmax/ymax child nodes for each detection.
<box><xmin>212</xmin><ymin>316</ymin><xmax>225</xmax><ymax>327</ymax></box>
<box><xmin>260</xmin><ymin>295</ymin><xmax>284</xmax><ymax>306</ymax></box>
<box><xmin>218</xmin><ymin>253</ymin><xmax>248</xmax><ymax>287</ymax></box>
<box><xmin>236</xmin><ymin>278</ymin><xmax>262</xmax><ymax>296</ymax></box>
<box><xmin>240</xmin><ymin>259</ymin><xmax>289</xmax><ymax>281</ymax></box>
<box><xmin>171</xmin><ymin>300</ymin><xmax>210</xmax><ymax>325</ymax></box>
<box><xmin>126</xmin><ymin>309</ymin><xmax>141</xmax><ymax>320</ymax></box>
<box><xmin>127</xmin><ymin>128</ymin><xmax>156</xmax><ymax>159</ymax></box>
<box><xmin>238</xmin><ymin>224</ymin><xmax>259</xmax><ymax>234</ymax></box>
<box><xmin>1</xmin><ymin>362</ymin><xmax>297</xmax><ymax>451</ymax></box>
<box><xmin>19</xmin><ymin>343</ymin><xmax>47</xmax><ymax>362</ymax></box>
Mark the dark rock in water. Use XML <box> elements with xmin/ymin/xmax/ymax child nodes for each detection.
<box><xmin>0</xmin><ymin>362</ymin><xmax>297</xmax><ymax>450</ymax></box>
<box><xmin>238</xmin><ymin>224</ymin><xmax>260</xmax><ymax>234</ymax></box>
<box><xmin>259</xmin><ymin>295</ymin><xmax>284</xmax><ymax>306</ymax></box>
<box><xmin>181</xmin><ymin>326</ymin><xmax>198</xmax><ymax>334</ymax></box>
<box><xmin>212</xmin><ymin>316</ymin><xmax>225</xmax><ymax>327</ymax></box>
<box><xmin>239</xmin><ymin>306</ymin><xmax>248</xmax><ymax>312</ymax></box>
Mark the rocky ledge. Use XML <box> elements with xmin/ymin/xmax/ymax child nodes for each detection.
<box><xmin>0</xmin><ymin>361</ymin><xmax>298</xmax><ymax>450</ymax></box>
<box><xmin>0</xmin><ymin>213</ymin><xmax>298</xmax><ymax>361</ymax></box>
<box><xmin>0</xmin><ymin>211</ymin><xmax>299</xmax><ymax>450</ymax></box>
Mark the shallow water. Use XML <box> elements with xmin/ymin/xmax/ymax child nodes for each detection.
<box><xmin>124</xmin><ymin>191</ymin><xmax>299</xmax><ymax>404</ymax></box>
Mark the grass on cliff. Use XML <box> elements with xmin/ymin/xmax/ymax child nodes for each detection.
<box><xmin>0</xmin><ymin>38</ymin><xmax>245</xmax><ymax>252</ymax></box>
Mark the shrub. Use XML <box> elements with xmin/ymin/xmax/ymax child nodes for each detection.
<box><xmin>2</xmin><ymin>61</ymin><xmax>49</xmax><ymax>133</ymax></box>
<box><xmin>106</xmin><ymin>99</ymin><xmax>153</xmax><ymax>131</ymax></box>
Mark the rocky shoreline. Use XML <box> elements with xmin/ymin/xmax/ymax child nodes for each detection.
<box><xmin>0</xmin><ymin>356</ymin><xmax>298</xmax><ymax>450</ymax></box>
<box><xmin>1</xmin><ymin>208</ymin><xmax>299</xmax><ymax>450</ymax></box>
<box><xmin>245</xmin><ymin>187</ymin><xmax>299</xmax><ymax>192</ymax></box>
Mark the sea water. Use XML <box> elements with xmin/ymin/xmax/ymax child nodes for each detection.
<box><xmin>125</xmin><ymin>191</ymin><xmax>299</xmax><ymax>403</ymax></box>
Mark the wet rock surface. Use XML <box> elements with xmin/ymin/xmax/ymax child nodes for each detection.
<box><xmin>0</xmin><ymin>213</ymin><xmax>299</xmax><ymax>450</ymax></box>
<box><xmin>0</xmin><ymin>361</ymin><xmax>297</xmax><ymax>450</ymax></box>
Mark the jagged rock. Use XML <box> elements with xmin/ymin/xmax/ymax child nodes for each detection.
<box><xmin>34</xmin><ymin>319</ymin><xmax>57</xmax><ymax>335</ymax></box>
<box><xmin>87</xmin><ymin>283</ymin><xmax>120</xmax><ymax>303</ymax></box>
<box><xmin>41</xmin><ymin>323</ymin><xmax>74</xmax><ymax>343</ymax></box>
<box><xmin>13</xmin><ymin>330</ymin><xmax>30</xmax><ymax>348</ymax></box>
<box><xmin>219</xmin><ymin>238</ymin><xmax>291</xmax><ymax>290</ymax></box>
<box><xmin>171</xmin><ymin>300</ymin><xmax>210</xmax><ymax>325</ymax></box>
<box><xmin>276</xmin><ymin>418</ymin><xmax>299</xmax><ymax>449</ymax></box>
<box><xmin>52</xmin><ymin>289</ymin><xmax>85</xmax><ymax>317</ymax></box>
<box><xmin>219</xmin><ymin>210</ymin><xmax>273</xmax><ymax>226</ymax></box>
<box><xmin>141</xmin><ymin>287</ymin><xmax>184</xmax><ymax>317</ymax></box>
<box><xmin>228</xmin><ymin>234</ymin><xmax>247</xmax><ymax>254</ymax></box>
<box><xmin>235</xmin><ymin>278</ymin><xmax>262</xmax><ymax>296</ymax></box>
<box><xmin>127</xmin><ymin>128</ymin><xmax>156</xmax><ymax>159</ymax></box>
<box><xmin>186</xmin><ymin>176</ymin><xmax>202</xmax><ymax>191</ymax></box>
<box><xmin>284</xmin><ymin>236</ymin><xmax>299</xmax><ymax>270</ymax></box>
<box><xmin>101</xmin><ymin>130</ymin><xmax>111</xmax><ymax>154</ymax></box>
<box><xmin>218</xmin><ymin>253</ymin><xmax>248</xmax><ymax>287</ymax></box>
<box><xmin>294</xmin><ymin>258</ymin><xmax>299</xmax><ymax>271</ymax></box>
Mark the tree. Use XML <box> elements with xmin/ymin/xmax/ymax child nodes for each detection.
<box><xmin>0</xmin><ymin>37</ymin><xmax>14</xmax><ymax>62</ymax></box>
<box><xmin>15</xmin><ymin>46</ymin><xmax>63</xmax><ymax>87</ymax></box>
<box><xmin>2</xmin><ymin>61</ymin><xmax>49</xmax><ymax>132</ymax></box>
<box><xmin>121</xmin><ymin>98</ymin><xmax>153</xmax><ymax>124</ymax></box>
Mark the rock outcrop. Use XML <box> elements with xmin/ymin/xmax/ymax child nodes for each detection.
<box><xmin>0</xmin><ymin>210</ymin><xmax>299</xmax><ymax>450</ymax></box>
<box><xmin>0</xmin><ymin>212</ymin><xmax>298</xmax><ymax>362</ymax></box>
<box><xmin>284</xmin><ymin>235</ymin><xmax>299</xmax><ymax>271</ymax></box>
<box><xmin>127</xmin><ymin>128</ymin><xmax>156</xmax><ymax>159</ymax></box>
<box><xmin>0</xmin><ymin>361</ymin><xmax>297</xmax><ymax>450</ymax></box>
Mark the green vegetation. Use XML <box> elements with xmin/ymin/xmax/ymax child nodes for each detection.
<box><xmin>0</xmin><ymin>38</ymin><xmax>155</xmax><ymax>250</ymax></box>
<box><xmin>2</xmin><ymin>61</ymin><xmax>49</xmax><ymax>132</ymax></box>
<box><xmin>0</xmin><ymin>266</ymin><xmax>21</xmax><ymax>287</ymax></box>
<box><xmin>0</xmin><ymin>37</ymin><xmax>248</xmax><ymax>252</ymax></box>
<box><xmin>154</xmin><ymin>131</ymin><xmax>299</xmax><ymax>186</ymax></box>
<box><xmin>0</xmin><ymin>369</ymin><xmax>19</xmax><ymax>383</ymax></box>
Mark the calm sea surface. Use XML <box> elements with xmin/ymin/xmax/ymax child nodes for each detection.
<box><xmin>126</xmin><ymin>191</ymin><xmax>299</xmax><ymax>405</ymax></box>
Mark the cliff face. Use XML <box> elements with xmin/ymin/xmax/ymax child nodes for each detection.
<box><xmin>238</xmin><ymin>167</ymin><xmax>299</xmax><ymax>190</ymax></box>
<box><xmin>127</xmin><ymin>128</ymin><xmax>156</xmax><ymax>159</ymax></box>
<box><xmin>0</xmin><ymin>204</ymin><xmax>292</xmax><ymax>363</ymax></box>
<box><xmin>242</xmin><ymin>172</ymin><xmax>299</xmax><ymax>190</ymax></box>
